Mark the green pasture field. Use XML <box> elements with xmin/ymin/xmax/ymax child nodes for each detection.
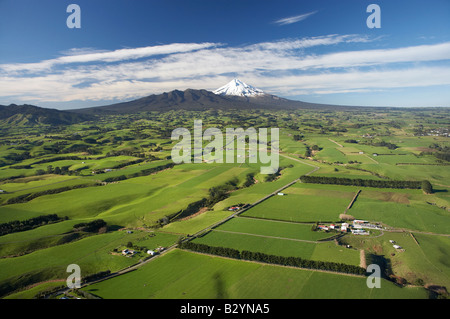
<box><xmin>0</xmin><ymin>162</ymin><xmax>256</xmax><ymax>227</ymax></box>
<box><xmin>348</xmin><ymin>197</ymin><xmax>450</xmax><ymax>234</ymax></box>
<box><xmin>192</xmin><ymin>217</ymin><xmax>361</xmax><ymax>265</ymax></box>
<box><xmin>308</xmin><ymin>164</ymin><xmax>382</xmax><ymax>180</ymax></box>
<box><xmin>0</xmin><ymin>174</ymin><xmax>78</xmax><ymax>193</ymax></box>
<box><xmin>193</xmin><ymin>230</ymin><xmax>319</xmax><ymax>259</ymax></box>
<box><xmin>82</xmin><ymin>249</ymin><xmax>428</xmax><ymax>299</ymax></box>
<box><xmin>359</xmin><ymin>162</ymin><xmax>449</xmax><ymax>186</ymax></box>
<box><xmin>340</xmin><ymin>231</ymin><xmax>450</xmax><ymax>288</ymax></box>
<box><xmin>0</xmin><ymin>230</ymin><xmax>178</xmax><ymax>297</ymax></box>
<box><xmin>241</xmin><ymin>189</ymin><xmax>352</xmax><ymax>222</ymax></box>
<box><xmin>4</xmin><ymin>280</ymin><xmax>66</xmax><ymax>299</ymax></box>
<box><xmin>162</xmin><ymin>158</ymin><xmax>318</xmax><ymax>235</ymax></box>
<box><xmin>0</xmin><ymin>219</ymin><xmax>80</xmax><ymax>257</ymax></box>
<box><xmin>0</xmin><ymin>176</ymin><xmax>99</xmax><ymax>205</ymax></box>
<box><xmin>162</xmin><ymin>209</ymin><xmax>234</xmax><ymax>235</ymax></box>
<box><xmin>212</xmin><ymin>217</ymin><xmax>330</xmax><ymax>242</ymax></box>
<box><xmin>1</xmin><ymin>108</ymin><xmax>448</xmax><ymax>298</ymax></box>
<box><xmin>315</xmin><ymin>147</ymin><xmax>348</xmax><ymax>163</ymax></box>
<box><xmin>196</xmin><ymin>229</ymin><xmax>361</xmax><ymax>266</ymax></box>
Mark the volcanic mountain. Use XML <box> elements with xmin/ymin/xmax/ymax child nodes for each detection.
<box><xmin>72</xmin><ymin>79</ymin><xmax>336</xmax><ymax>114</ymax></box>
<box><xmin>213</xmin><ymin>79</ymin><xmax>266</xmax><ymax>97</ymax></box>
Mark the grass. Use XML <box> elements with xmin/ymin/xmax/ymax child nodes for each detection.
<box><xmin>82</xmin><ymin>249</ymin><xmax>429</xmax><ymax>299</ymax></box>
<box><xmin>0</xmin><ymin>229</ymin><xmax>179</xmax><ymax>297</ymax></box>
<box><xmin>241</xmin><ymin>191</ymin><xmax>351</xmax><ymax>222</ymax></box>
<box><xmin>191</xmin><ymin>216</ymin><xmax>362</xmax><ymax>266</ymax></box>
<box><xmin>348</xmin><ymin>197</ymin><xmax>450</xmax><ymax>233</ymax></box>
<box><xmin>212</xmin><ymin>217</ymin><xmax>329</xmax><ymax>241</ymax></box>
<box><xmin>1</xmin><ymin>109</ymin><xmax>448</xmax><ymax>299</ymax></box>
<box><xmin>340</xmin><ymin>231</ymin><xmax>450</xmax><ymax>288</ymax></box>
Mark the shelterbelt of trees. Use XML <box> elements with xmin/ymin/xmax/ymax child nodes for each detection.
<box><xmin>179</xmin><ymin>241</ymin><xmax>366</xmax><ymax>276</ymax></box>
<box><xmin>0</xmin><ymin>214</ymin><xmax>66</xmax><ymax>236</ymax></box>
<box><xmin>300</xmin><ymin>175</ymin><xmax>433</xmax><ymax>193</ymax></box>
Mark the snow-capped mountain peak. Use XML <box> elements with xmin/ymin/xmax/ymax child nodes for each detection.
<box><xmin>213</xmin><ymin>79</ymin><xmax>265</xmax><ymax>97</ymax></box>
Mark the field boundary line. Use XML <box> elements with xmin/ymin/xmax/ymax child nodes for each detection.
<box><xmin>236</xmin><ymin>215</ymin><xmax>316</xmax><ymax>225</ymax></box>
<box><xmin>363</xmin><ymin>154</ymin><xmax>379</xmax><ymax>164</ymax></box>
<box><xmin>279</xmin><ymin>152</ymin><xmax>321</xmax><ymax>169</ymax></box>
<box><xmin>344</xmin><ymin>189</ymin><xmax>361</xmax><ymax>214</ymax></box>
<box><xmin>328</xmin><ymin>139</ymin><xmax>343</xmax><ymax>148</ymax></box>
<box><xmin>211</xmin><ymin>228</ymin><xmax>321</xmax><ymax>244</ymax></box>
<box><xmin>410</xmin><ymin>232</ymin><xmax>419</xmax><ymax>246</ymax></box>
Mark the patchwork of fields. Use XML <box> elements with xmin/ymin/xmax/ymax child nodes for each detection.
<box><xmin>82</xmin><ymin>249</ymin><xmax>428</xmax><ymax>299</ymax></box>
<box><xmin>0</xmin><ymin>108</ymin><xmax>449</xmax><ymax>300</ymax></box>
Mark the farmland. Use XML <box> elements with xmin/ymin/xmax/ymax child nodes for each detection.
<box><xmin>0</xmin><ymin>107</ymin><xmax>449</xmax><ymax>299</ymax></box>
<box><xmin>82</xmin><ymin>249</ymin><xmax>428</xmax><ymax>299</ymax></box>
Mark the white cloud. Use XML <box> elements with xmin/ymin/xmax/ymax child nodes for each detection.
<box><xmin>0</xmin><ymin>35</ymin><xmax>449</xmax><ymax>105</ymax></box>
<box><xmin>274</xmin><ymin>11</ymin><xmax>318</xmax><ymax>25</ymax></box>
<box><xmin>0</xmin><ymin>42</ymin><xmax>220</xmax><ymax>73</ymax></box>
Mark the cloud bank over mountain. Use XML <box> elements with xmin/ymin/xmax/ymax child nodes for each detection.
<box><xmin>1</xmin><ymin>34</ymin><xmax>449</xmax><ymax>107</ymax></box>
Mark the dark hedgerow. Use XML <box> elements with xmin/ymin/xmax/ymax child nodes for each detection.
<box><xmin>179</xmin><ymin>241</ymin><xmax>366</xmax><ymax>276</ymax></box>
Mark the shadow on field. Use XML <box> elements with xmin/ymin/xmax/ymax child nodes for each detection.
<box><xmin>213</xmin><ymin>272</ymin><xmax>228</xmax><ymax>299</ymax></box>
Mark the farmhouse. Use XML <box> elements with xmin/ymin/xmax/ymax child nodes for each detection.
<box><xmin>147</xmin><ymin>250</ymin><xmax>156</xmax><ymax>256</ymax></box>
<box><xmin>341</xmin><ymin>223</ymin><xmax>349</xmax><ymax>232</ymax></box>
<box><xmin>122</xmin><ymin>249</ymin><xmax>136</xmax><ymax>256</ymax></box>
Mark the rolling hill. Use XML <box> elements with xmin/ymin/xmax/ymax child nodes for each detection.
<box><xmin>0</xmin><ymin>104</ymin><xmax>92</xmax><ymax>126</ymax></box>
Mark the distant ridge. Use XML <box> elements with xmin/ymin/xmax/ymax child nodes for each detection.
<box><xmin>0</xmin><ymin>104</ymin><xmax>91</xmax><ymax>126</ymax></box>
<box><xmin>71</xmin><ymin>80</ymin><xmax>352</xmax><ymax>114</ymax></box>
<box><xmin>6</xmin><ymin>80</ymin><xmax>386</xmax><ymax>118</ymax></box>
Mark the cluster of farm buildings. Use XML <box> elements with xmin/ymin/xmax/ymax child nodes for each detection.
<box><xmin>317</xmin><ymin>219</ymin><xmax>382</xmax><ymax>235</ymax></box>
<box><xmin>121</xmin><ymin>246</ymin><xmax>165</xmax><ymax>257</ymax></box>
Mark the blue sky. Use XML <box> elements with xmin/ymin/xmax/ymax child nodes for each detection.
<box><xmin>0</xmin><ymin>0</ymin><xmax>449</xmax><ymax>109</ymax></box>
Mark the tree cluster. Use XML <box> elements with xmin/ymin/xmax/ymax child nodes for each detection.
<box><xmin>370</xmin><ymin>140</ymin><xmax>398</xmax><ymax>150</ymax></box>
<box><xmin>73</xmin><ymin>219</ymin><xmax>107</xmax><ymax>233</ymax></box>
<box><xmin>0</xmin><ymin>214</ymin><xmax>65</xmax><ymax>236</ymax></box>
<box><xmin>243</xmin><ymin>173</ymin><xmax>255</xmax><ymax>188</ymax></box>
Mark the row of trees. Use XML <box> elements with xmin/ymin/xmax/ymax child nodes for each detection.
<box><xmin>0</xmin><ymin>214</ymin><xmax>66</xmax><ymax>236</ymax></box>
<box><xmin>179</xmin><ymin>241</ymin><xmax>366</xmax><ymax>276</ymax></box>
<box><xmin>300</xmin><ymin>175</ymin><xmax>424</xmax><ymax>190</ymax></box>
<box><xmin>4</xmin><ymin>183</ymin><xmax>103</xmax><ymax>205</ymax></box>
<box><xmin>102</xmin><ymin>162</ymin><xmax>175</xmax><ymax>183</ymax></box>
